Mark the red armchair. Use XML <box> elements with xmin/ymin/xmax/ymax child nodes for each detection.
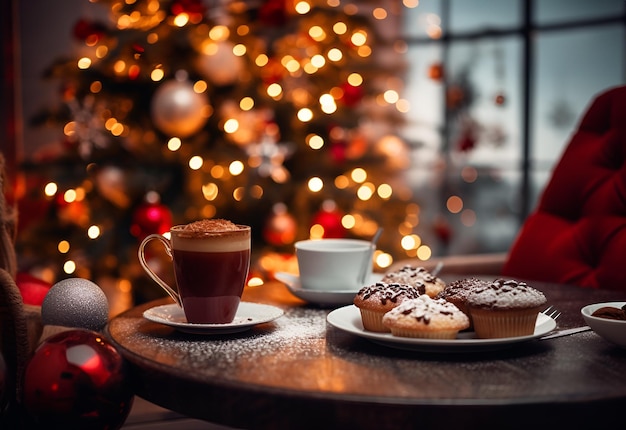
<box><xmin>502</xmin><ymin>85</ymin><xmax>626</xmax><ymax>290</ymax></box>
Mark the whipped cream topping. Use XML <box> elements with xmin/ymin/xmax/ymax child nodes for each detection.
<box><xmin>466</xmin><ymin>279</ymin><xmax>546</xmax><ymax>309</ymax></box>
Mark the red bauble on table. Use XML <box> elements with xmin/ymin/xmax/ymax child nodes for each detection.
<box><xmin>22</xmin><ymin>329</ymin><xmax>133</xmax><ymax>429</ymax></box>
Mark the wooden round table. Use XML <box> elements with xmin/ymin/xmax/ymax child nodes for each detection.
<box><xmin>106</xmin><ymin>278</ymin><xmax>626</xmax><ymax>430</ymax></box>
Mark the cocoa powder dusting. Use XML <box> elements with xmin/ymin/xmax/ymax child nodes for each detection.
<box><xmin>183</xmin><ymin>219</ymin><xmax>240</xmax><ymax>232</ymax></box>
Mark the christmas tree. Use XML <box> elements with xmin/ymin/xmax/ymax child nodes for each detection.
<box><xmin>17</xmin><ymin>0</ymin><xmax>426</xmax><ymax>298</ymax></box>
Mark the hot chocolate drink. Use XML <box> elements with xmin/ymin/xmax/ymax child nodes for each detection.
<box><xmin>139</xmin><ymin>219</ymin><xmax>251</xmax><ymax>324</ymax></box>
<box><xmin>171</xmin><ymin>220</ymin><xmax>251</xmax><ymax>323</ymax></box>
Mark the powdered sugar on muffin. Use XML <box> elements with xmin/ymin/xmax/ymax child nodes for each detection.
<box><xmin>436</xmin><ymin>277</ymin><xmax>490</xmax><ymax>328</ymax></box>
<box><xmin>466</xmin><ymin>278</ymin><xmax>547</xmax><ymax>339</ymax></box>
<box><xmin>382</xmin><ymin>295</ymin><xmax>470</xmax><ymax>339</ymax></box>
<box><xmin>466</xmin><ymin>279</ymin><xmax>546</xmax><ymax>310</ymax></box>
<box><xmin>381</xmin><ymin>265</ymin><xmax>445</xmax><ymax>298</ymax></box>
<box><xmin>353</xmin><ymin>282</ymin><xmax>421</xmax><ymax>332</ymax></box>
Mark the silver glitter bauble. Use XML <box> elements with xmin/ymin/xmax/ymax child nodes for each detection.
<box><xmin>41</xmin><ymin>278</ymin><xmax>109</xmax><ymax>331</ymax></box>
<box><xmin>151</xmin><ymin>78</ymin><xmax>210</xmax><ymax>137</ymax></box>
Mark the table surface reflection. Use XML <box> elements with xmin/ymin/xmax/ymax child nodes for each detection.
<box><xmin>106</xmin><ymin>277</ymin><xmax>626</xmax><ymax>430</ymax></box>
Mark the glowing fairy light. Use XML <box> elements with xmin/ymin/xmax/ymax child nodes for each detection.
<box><xmin>58</xmin><ymin>240</ymin><xmax>70</xmax><ymax>253</ymax></box>
<box><xmin>297</xmin><ymin>108</ymin><xmax>313</xmax><ymax>122</ymax></box>
<box><xmin>347</xmin><ymin>73</ymin><xmax>363</xmax><ymax>86</ymax></box>
<box><xmin>351</xmin><ymin>30</ymin><xmax>367</xmax><ymax>47</ymax></box>
<box><xmin>229</xmin><ymin>160</ymin><xmax>244</xmax><ymax>176</ymax></box>
<box><xmin>202</xmin><ymin>183</ymin><xmax>219</xmax><ymax>201</ymax></box>
<box><xmin>283</xmin><ymin>56</ymin><xmax>301</xmax><ymax>73</ymax></box>
<box><xmin>240</xmin><ymin>97</ymin><xmax>254</xmax><ymax>110</ymax></box>
<box><xmin>64</xmin><ymin>260</ymin><xmax>77</xmax><ymax>274</ymax></box>
<box><xmin>151</xmin><ymin>67</ymin><xmax>164</xmax><ymax>81</ymax></box>
<box><xmin>173</xmin><ymin>13</ymin><xmax>189</xmax><ymax>27</ymax></box>
<box><xmin>193</xmin><ymin>80</ymin><xmax>208</xmax><ymax>93</ymax></box>
<box><xmin>224</xmin><ymin>118</ymin><xmax>239</xmax><ymax>133</ymax></box>
<box><xmin>401</xmin><ymin>235</ymin><xmax>418</xmax><ymax>250</ymax></box>
<box><xmin>327</xmin><ymin>48</ymin><xmax>343</xmax><ymax>62</ymax></box>
<box><xmin>373</xmin><ymin>8</ymin><xmax>387</xmax><ymax>20</ymax></box>
<box><xmin>307</xmin><ymin>134</ymin><xmax>324</xmax><ymax>149</ymax></box>
<box><xmin>87</xmin><ymin>225</ymin><xmax>101</xmax><ymax>239</ymax></box>
<box><xmin>319</xmin><ymin>93</ymin><xmax>337</xmax><ymax>114</ymax></box>
<box><xmin>233</xmin><ymin>44</ymin><xmax>246</xmax><ymax>56</ymax></box>
<box><xmin>209</xmin><ymin>25</ymin><xmax>230</xmax><ymax>41</ymax></box>
<box><xmin>383</xmin><ymin>89</ymin><xmax>399</xmax><ymax>104</ymax></box>
<box><xmin>89</xmin><ymin>81</ymin><xmax>102</xmax><ymax>93</ymax></box>
<box><xmin>446</xmin><ymin>195</ymin><xmax>463</xmax><ymax>213</ymax></box>
<box><xmin>295</xmin><ymin>1</ymin><xmax>311</xmax><ymax>14</ymax></box>
<box><xmin>333</xmin><ymin>22</ymin><xmax>347</xmax><ymax>35</ymax></box>
<box><xmin>210</xmin><ymin>165</ymin><xmax>225</xmax><ymax>178</ymax></box>
<box><xmin>341</xmin><ymin>214</ymin><xmax>356</xmax><ymax>229</ymax></box>
<box><xmin>416</xmin><ymin>245</ymin><xmax>432</xmax><ymax>260</ymax></box>
<box><xmin>351</xmin><ymin>167</ymin><xmax>367</xmax><ymax>183</ymax></box>
<box><xmin>308</xmin><ymin>177</ymin><xmax>323</xmax><ymax>192</ymax></box>
<box><xmin>64</xmin><ymin>189</ymin><xmax>77</xmax><ymax>203</ymax></box>
<box><xmin>357</xmin><ymin>184</ymin><xmax>374</xmax><ymax>200</ymax></box>
<box><xmin>167</xmin><ymin>137</ymin><xmax>182</xmax><ymax>151</ymax></box>
<box><xmin>377</xmin><ymin>183</ymin><xmax>393</xmax><ymax>199</ymax></box>
<box><xmin>267</xmin><ymin>83</ymin><xmax>283</xmax><ymax>98</ymax></box>
<box><xmin>375</xmin><ymin>252</ymin><xmax>393</xmax><ymax>269</ymax></box>
<box><xmin>189</xmin><ymin>156</ymin><xmax>203</xmax><ymax>170</ymax></box>
<box><xmin>114</xmin><ymin>60</ymin><xmax>126</xmax><ymax>74</ymax></box>
<box><xmin>334</xmin><ymin>175</ymin><xmax>349</xmax><ymax>189</ymax></box>
<box><xmin>233</xmin><ymin>187</ymin><xmax>245</xmax><ymax>201</ymax></box>
<box><xmin>256</xmin><ymin>54</ymin><xmax>269</xmax><ymax>67</ymax></box>
<box><xmin>77</xmin><ymin>57</ymin><xmax>92</xmax><ymax>69</ymax></box>
<box><xmin>309</xmin><ymin>224</ymin><xmax>325</xmax><ymax>239</ymax></box>
<box><xmin>247</xmin><ymin>276</ymin><xmax>264</xmax><ymax>287</ymax></box>
<box><xmin>311</xmin><ymin>54</ymin><xmax>326</xmax><ymax>68</ymax></box>
<box><xmin>309</xmin><ymin>26</ymin><xmax>326</xmax><ymax>41</ymax></box>
<box><xmin>44</xmin><ymin>182</ymin><xmax>58</xmax><ymax>196</ymax></box>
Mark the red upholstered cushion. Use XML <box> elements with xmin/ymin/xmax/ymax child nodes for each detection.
<box><xmin>502</xmin><ymin>86</ymin><xmax>626</xmax><ymax>290</ymax></box>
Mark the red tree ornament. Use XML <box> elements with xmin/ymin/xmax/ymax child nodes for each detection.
<box><xmin>72</xmin><ymin>19</ymin><xmax>106</xmax><ymax>42</ymax></box>
<box><xmin>311</xmin><ymin>204</ymin><xmax>346</xmax><ymax>238</ymax></box>
<box><xmin>264</xmin><ymin>204</ymin><xmax>297</xmax><ymax>246</ymax></box>
<box><xmin>258</xmin><ymin>0</ymin><xmax>289</xmax><ymax>27</ymax></box>
<box><xmin>130</xmin><ymin>199</ymin><xmax>173</xmax><ymax>240</ymax></box>
<box><xmin>428</xmin><ymin>62</ymin><xmax>445</xmax><ymax>81</ymax></box>
<box><xmin>340</xmin><ymin>82</ymin><xmax>363</xmax><ymax>107</ymax></box>
<box><xmin>22</xmin><ymin>329</ymin><xmax>133</xmax><ymax>430</ymax></box>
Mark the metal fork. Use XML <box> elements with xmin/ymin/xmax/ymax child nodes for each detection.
<box><xmin>539</xmin><ymin>306</ymin><xmax>592</xmax><ymax>340</ymax></box>
<box><xmin>542</xmin><ymin>305</ymin><xmax>561</xmax><ymax>321</ymax></box>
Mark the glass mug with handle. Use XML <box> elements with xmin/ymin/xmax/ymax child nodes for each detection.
<box><xmin>138</xmin><ymin>219</ymin><xmax>251</xmax><ymax>324</ymax></box>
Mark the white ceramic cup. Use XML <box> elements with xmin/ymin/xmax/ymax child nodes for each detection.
<box><xmin>295</xmin><ymin>239</ymin><xmax>374</xmax><ymax>291</ymax></box>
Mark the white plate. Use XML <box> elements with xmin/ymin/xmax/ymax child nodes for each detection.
<box><xmin>326</xmin><ymin>305</ymin><xmax>557</xmax><ymax>352</ymax></box>
<box><xmin>274</xmin><ymin>272</ymin><xmax>384</xmax><ymax>306</ymax></box>
<box><xmin>143</xmin><ymin>302</ymin><xmax>284</xmax><ymax>334</ymax></box>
